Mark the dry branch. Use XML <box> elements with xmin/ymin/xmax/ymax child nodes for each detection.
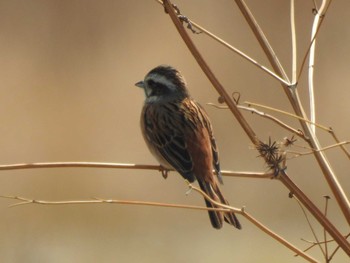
<box><xmin>162</xmin><ymin>0</ymin><xmax>350</xmax><ymax>256</ymax></box>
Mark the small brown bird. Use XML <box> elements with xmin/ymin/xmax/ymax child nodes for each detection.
<box><xmin>136</xmin><ymin>65</ymin><xmax>241</xmax><ymax>229</ymax></box>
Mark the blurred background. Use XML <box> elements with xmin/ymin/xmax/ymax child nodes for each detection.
<box><xmin>0</xmin><ymin>0</ymin><xmax>349</xmax><ymax>262</ymax></box>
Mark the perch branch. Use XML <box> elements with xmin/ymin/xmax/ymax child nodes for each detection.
<box><xmin>0</xmin><ymin>161</ymin><xmax>270</xmax><ymax>179</ymax></box>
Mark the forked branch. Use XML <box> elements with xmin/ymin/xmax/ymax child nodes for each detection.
<box><xmin>161</xmin><ymin>0</ymin><xmax>350</xmax><ymax>256</ymax></box>
<box><xmin>1</xmin><ymin>186</ymin><xmax>318</xmax><ymax>263</ymax></box>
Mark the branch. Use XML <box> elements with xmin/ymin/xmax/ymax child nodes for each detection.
<box><xmin>208</xmin><ymin>102</ymin><xmax>306</xmax><ymax>139</ymax></box>
<box><xmin>1</xmin><ymin>194</ymin><xmax>237</xmax><ymax>211</ymax></box>
<box><xmin>234</xmin><ymin>0</ymin><xmax>291</xmax><ymax>84</ymax></box>
<box><xmin>244</xmin><ymin>101</ymin><xmax>331</xmax><ymax>132</ymax></box>
<box><xmin>162</xmin><ymin>0</ymin><xmax>350</xmax><ymax>255</ymax></box>
<box><xmin>153</xmin><ymin>0</ymin><xmax>290</xmax><ymax>86</ymax></box>
<box><xmin>234</xmin><ymin>0</ymin><xmax>350</xmax><ymax>227</ymax></box>
<box><xmin>1</xmin><ymin>187</ymin><xmax>318</xmax><ymax>263</ymax></box>
<box><xmin>0</xmin><ymin>161</ymin><xmax>270</xmax><ymax>179</ymax></box>
<box><xmin>293</xmin><ymin>195</ymin><xmax>326</xmax><ymax>257</ymax></box>
<box><xmin>329</xmin><ymin>128</ymin><xmax>350</xmax><ymax>159</ymax></box>
<box><xmin>162</xmin><ymin>0</ymin><xmax>258</xmax><ymax>144</ymax></box>
<box><xmin>215</xmin><ymin>100</ymin><xmax>349</xmax><ymax>159</ymax></box>
<box><xmin>307</xmin><ymin>0</ymin><xmax>332</xmax><ymax>133</ymax></box>
<box><xmin>287</xmin><ymin>141</ymin><xmax>350</xmax><ymax>159</ymax></box>
<box><xmin>290</xmin><ymin>0</ymin><xmax>297</xmax><ymax>84</ymax></box>
<box><xmin>0</xmin><ymin>162</ymin><xmax>164</xmax><ymax>171</ymax></box>
<box><xmin>189</xmin><ymin>184</ymin><xmax>318</xmax><ymax>263</ymax></box>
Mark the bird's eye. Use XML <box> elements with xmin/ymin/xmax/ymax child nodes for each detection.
<box><xmin>147</xmin><ymin>79</ymin><xmax>155</xmax><ymax>87</ymax></box>
<box><xmin>147</xmin><ymin>79</ymin><xmax>168</xmax><ymax>96</ymax></box>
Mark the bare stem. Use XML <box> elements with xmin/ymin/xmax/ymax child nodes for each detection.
<box><xmin>0</xmin><ymin>189</ymin><xmax>318</xmax><ymax>262</ymax></box>
<box><xmin>233</xmin><ymin>0</ymin><xmax>291</xmax><ymax>84</ymax></box>
<box><xmin>244</xmin><ymin>101</ymin><xmax>331</xmax><ymax>132</ymax></box>
<box><xmin>280</xmin><ymin>171</ymin><xmax>350</xmax><ymax>255</ymax></box>
<box><xmin>162</xmin><ymin>0</ymin><xmax>350</xmax><ymax>255</ymax></box>
<box><xmin>323</xmin><ymin>196</ymin><xmax>330</xmax><ymax>262</ymax></box>
<box><xmin>297</xmin><ymin>0</ymin><xmax>332</xmax><ymax>81</ymax></box>
<box><xmin>308</xmin><ymin>0</ymin><xmax>332</xmax><ymax>133</ymax></box>
<box><xmin>154</xmin><ymin>0</ymin><xmax>290</xmax><ymax>86</ymax></box>
<box><xmin>162</xmin><ymin>0</ymin><xmax>258</xmax><ymax>144</ymax></box>
<box><xmin>234</xmin><ymin>0</ymin><xmax>350</xmax><ymax>228</ymax></box>
<box><xmin>329</xmin><ymin>128</ymin><xmax>350</xmax><ymax>159</ymax></box>
<box><xmin>238</xmin><ymin>105</ymin><xmax>306</xmax><ymax>139</ymax></box>
<box><xmin>208</xmin><ymin>102</ymin><xmax>306</xmax><ymax>139</ymax></box>
<box><xmin>190</xmin><ymin>184</ymin><xmax>319</xmax><ymax>263</ymax></box>
<box><xmin>0</xmin><ymin>161</ymin><xmax>269</xmax><ymax>179</ymax></box>
<box><xmin>0</xmin><ymin>195</ymin><xmax>232</xmax><ymax>212</ymax></box>
<box><xmin>0</xmin><ymin>162</ymin><xmax>164</xmax><ymax>171</ymax></box>
<box><xmin>290</xmin><ymin>0</ymin><xmax>297</xmax><ymax>84</ymax></box>
<box><xmin>293</xmin><ymin>196</ymin><xmax>326</xmax><ymax>257</ymax></box>
<box><xmin>288</xmin><ymin>141</ymin><xmax>350</xmax><ymax>159</ymax></box>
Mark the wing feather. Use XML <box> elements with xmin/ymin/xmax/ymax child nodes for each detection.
<box><xmin>141</xmin><ymin>98</ymin><xmax>222</xmax><ymax>184</ymax></box>
<box><xmin>142</xmin><ymin>102</ymin><xmax>194</xmax><ymax>181</ymax></box>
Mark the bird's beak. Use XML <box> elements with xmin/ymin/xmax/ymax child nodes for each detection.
<box><xmin>135</xmin><ymin>81</ymin><xmax>144</xmax><ymax>88</ymax></box>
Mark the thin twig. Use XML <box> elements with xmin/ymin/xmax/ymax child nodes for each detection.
<box><xmin>234</xmin><ymin>0</ymin><xmax>291</xmax><ymax>84</ymax></box>
<box><xmin>189</xmin><ymin>183</ymin><xmax>318</xmax><ymax>263</ymax></box>
<box><xmin>308</xmin><ymin>0</ymin><xmax>332</xmax><ymax>134</ymax></box>
<box><xmin>244</xmin><ymin>101</ymin><xmax>331</xmax><ymax>132</ymax></box>
<box><xmin>221</xmin><ymin>170</ymin><xmax>273</xmax><ymax>179</ymax></box>
<box><xmin>154</xmin><ymin>0</ymin><xmax>290</xmax><ymax>86</ymax></box>
<box><xmin>162</xmin><ymin>0</ymin><xmax>350</xmax><ymax>254</ymax></box>
<box><xmin>0</xmin><ymin>188</ymin><xmax>318</xmax><ymax>263</ymax></box>
<box><xmin>287</xmin><ymin>141</ymin><xmax>350</xmax><ymax>159</ymax></box>
<box><xmin>323</xmin><ymin>196</ymin><xmax>330</xmax><ymax>262</ymax></box>
<box><xmin>162</xmin><ymin>0</ymin><xmax>258</xmax><ymax>144</ymax></box>
<box><xmin>0</xmin><ymin>162</ymin><xmax>164</xmax><ymax>171</ymax></box>
<box><xmin>297</xmin><ymin>0</ymin><xmax>332</xmax><ymax>82</ymax></box>
<box><xmin>299</xmin><ymin>233</ymin><xmax>350</xmax><ymax>259</ymax></box>
<box><xmin>290</xmin><ymin>0</ymin><xmax>297</xmax><ymax>84</ymax></box>
<box><xmin>0</xmin><ymin>161</ymin><xmax>270</xmax><ymax>179</ymax></box>
<box><xmin>293</xmin><ymin>195</ymin><xmax>326</xmax><ymax>257</ymax></box>
<box><xmin>239</xmin><ymin>105</ymin><xmax>306</xmax><ymax>139</ymax></box>
<box><xmin>328</xmin><ymin>233</ymin><xmax>350</xmax><ymax>261</ymax></box>
<box><xmin>329</xmin><ymin>128</ymin><xmax>350</xmax><ymax>159</ymax></box>
<box><xmin>235</xmin><ymin>0</ymin><xmax>350</xmax><ymax>227</ymax></box>
<box><xmin>280</xmin><ymin>171</ymin><xmax>350</xmax><ymax>255</ymax></box>
<box><xmin>208</xmin><ymin>102</ymin><xmax>306</xmax><ymax>139</ymax></box>
<box><xmin>300</xmin><ymin>233</ymin><xmax>350</xmax><ymax>260</ymax></box>
<box><xmin>0</xmin><ymin>195</ymin><xmax>232</xmax><ymax>212</ymax></box>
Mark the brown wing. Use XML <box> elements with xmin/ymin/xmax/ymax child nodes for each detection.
<box><xmin>141</xmin><ymin>101</ymin><xmax>195</xmax><ymax>182</ymax></box>
<box><xmin>182</xmin><ymin>99</ymin><xmax>223</xmax><ymax>184</ymax></box>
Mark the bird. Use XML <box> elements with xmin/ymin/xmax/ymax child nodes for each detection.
<box><xmin>135</xmin><ymin>65</ymin><xmax>241</xmax><ymax>229</ymax></box>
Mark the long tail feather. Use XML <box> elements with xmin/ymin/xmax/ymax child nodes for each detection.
<box><xmin>198</xmin><ymin>180</ymin><xmax>241</xmax><ymax>229</ymax></box>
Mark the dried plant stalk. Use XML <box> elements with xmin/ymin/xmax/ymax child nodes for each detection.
<box><xmin>162</xmin><ymin>0</ymin><xmax>350</xmax><ymax>256</ymax></box>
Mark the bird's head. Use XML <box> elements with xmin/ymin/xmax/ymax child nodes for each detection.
<box><xmin>135</xmin><ymin>65</ymin><xmax>189</xmax><ymax>103</ymax></box>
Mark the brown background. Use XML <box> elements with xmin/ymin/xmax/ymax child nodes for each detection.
<box><xmin>0</xmin><ymin>0</ymin><xmax>349</xmax><ymax>262</ymax></box>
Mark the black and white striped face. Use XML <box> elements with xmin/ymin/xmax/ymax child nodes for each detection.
<box><xmin>135</xmin><ymin>65</ymin><xmax>189</xmax><ymax>103</ymax></box>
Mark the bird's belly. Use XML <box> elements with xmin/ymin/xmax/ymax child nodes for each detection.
<box><xmin>145</xmin><ymin>140</ymin><xmax>173</xmax><ymax>170</ymax></box>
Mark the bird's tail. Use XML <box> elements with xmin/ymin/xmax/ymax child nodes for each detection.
<box><xmin>197</xmin><ymin>180</ymin><xmax>241</xmax><ymax>230</ymax></box>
